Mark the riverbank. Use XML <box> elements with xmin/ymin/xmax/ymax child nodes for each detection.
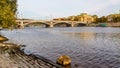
<box><xmin>88</xmin><ymin>22</ymin><xmax>120</xmax><ymax>27</ymax></box>
<box><xmin>0</xmin><ymin>42</ymin><xmax>63</xmax><ymax>68</ymax></box>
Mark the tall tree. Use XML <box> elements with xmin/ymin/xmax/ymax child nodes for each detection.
<box><xmin>0</xmin><ymin>0</ymin><xmax>17</xmax><ymax>28</ymax></box>
<box><xmin>92</xmin><ymin>15</ymin><xmax>98</xmax><ymax>23</ymax></box>
<box><xmin>98</xmin><ymin>16</ymin><xmax>107</xmax><ymax>23</ymax></box>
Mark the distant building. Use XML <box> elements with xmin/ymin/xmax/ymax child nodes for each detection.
<box><xmin>77</xmin><ymin>13</ymin><xmax>94</xmax><ymax>23</ymax></box>
<box><xmin>53</xmin><ymin>18</ymin><xmax>66</xmax><ymax>21</ymax></box>
<box><xmin>53</xmin><ymin>13</ymin><xmax>95</xmax><ymax>23</ymax></box>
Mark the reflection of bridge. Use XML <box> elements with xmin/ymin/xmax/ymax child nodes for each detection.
<box><xmin>16</xmin><ymin>19</ymin><xmax>89</xmax><ymax>28</ymax></box>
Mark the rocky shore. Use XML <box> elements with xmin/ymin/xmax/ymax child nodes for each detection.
<box><xmin>0</xmin><ymin>42</ymin><xmax>63</xmax><ymax>68</ymax></box>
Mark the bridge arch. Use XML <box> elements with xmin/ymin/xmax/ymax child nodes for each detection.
<box><xmin>74</xmin><ymin>22</ymin><xmax>87</xmax><ymax>27</ymax></box>
<box><xmin>24</xmin><ymin>22</ymin><xmax>50</xmax><ymax>28</ymax></box>
<box><xmin>53</xmin><ymin>22</ymin><xmax>71</xmax><ymax>27</ymax></box>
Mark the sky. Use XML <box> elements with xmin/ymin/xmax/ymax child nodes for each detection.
<box><xmin>17</xmin><ymin>0</ymin><xmax>120</xmax><ymax>20</ymax></box>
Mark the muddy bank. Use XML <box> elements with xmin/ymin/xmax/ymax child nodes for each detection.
<box><xmin>0</xmin><ymin>42</ymin><xmax>63</xmax><ymax>68</ymax></box>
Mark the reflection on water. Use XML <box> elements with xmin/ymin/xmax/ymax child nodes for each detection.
<box><xmin>1</xmin><ymin>27</ymin><xmax>120</xmax><ymax>68</ymax></box>
<box><xmin>62</xmin><ymin>32</ymin><xmax>95</xmax><ymax>41</ymax></box>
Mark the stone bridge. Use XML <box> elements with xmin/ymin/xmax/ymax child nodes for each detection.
<box><xmin>16</xmin><ymin>19</ymin><xmax>89</xmax><ymax>28</ymax></box>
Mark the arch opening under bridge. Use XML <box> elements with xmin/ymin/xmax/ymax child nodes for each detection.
<box><xmin>54</xmin><ymin>22</ymin><xmax>71</xmax><ymax>27</ymax></box>
<box><xmin>74</xmin><ymin>23</ymin><xmax>87</xmax><ymax>27</ymax></box>
<box><xmin>24</xmin><ymin>22</ymin><xmax>50</xmax><ymax>28</ymax></box>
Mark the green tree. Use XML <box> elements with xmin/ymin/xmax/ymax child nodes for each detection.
<box><xmin>92</xmin><ymin>15</ymin><xmax>98</xmax><ymax>23</ymax></box>
<box><xmin>112</xmin><ymin>14</ymin><xmax>120</xmax><ymax>22</ymax></box>
<box><xmin>98</xmin><ymin>16</ymin><xmax>107</xmax><ymax>23</ymax></box>
<box><xmin>0</xmin><ymin>0</ymin><xmax>17</xmax><ymax>28</ymax></box>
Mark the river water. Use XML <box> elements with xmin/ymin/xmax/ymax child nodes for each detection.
<box><xmin>1</xmin><ymin>27</ymin><xmax>120</xmax><ymax>68</ymax></box>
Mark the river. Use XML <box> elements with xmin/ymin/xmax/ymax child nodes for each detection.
<box><xmin>1</xmin><ymin>27</ymin><xmax>120</xmax><ymax>68</ymax></box>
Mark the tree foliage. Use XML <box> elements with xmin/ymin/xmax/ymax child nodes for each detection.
<box><xmin>107</xmin><ymin>14</ymin><xmax>120</xmax><ymax>22</ymax></box>
<box><xmin>53</xmin><ymin>12</ymin><xmax>120</xmax><ymax>23</ymax></box>
<box><xmin>92</xmin><ymin>15</ymin><xmax>98</xmax><ymax>23</ymax></box>
<box><xmin>67</xmin><ymin>13</ymin><xmax>94</xmax><ymax>23</ymax></box>
<box><xmin>0</xmin><ymin>0</ymin><xmax>17</xmax><ymax>28</ymax></box>
<box><xmin>97</xmin><ymin>16</ymin><xmax>107</xmax><ymax>23</ymax></box>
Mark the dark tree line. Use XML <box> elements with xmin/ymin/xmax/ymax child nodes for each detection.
<box><xmin>0</xmin><ymin>0</ymin><xmax>17</xmax><ymax>28</ymax></box>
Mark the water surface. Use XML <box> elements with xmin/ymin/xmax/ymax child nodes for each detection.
<box><xmin>1</xmin><ymin>27</ymin><xmax>120</xmax><ymax>68</ymax></box>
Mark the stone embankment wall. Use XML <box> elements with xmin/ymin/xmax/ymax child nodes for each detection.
<box><xmin>88</xmin><ymin>22</ymin><xmax>120</xmax><ymax>27</ymax></box>
<box><xmin>107</xmin><ymin>22</ymin><xmax>120</xmax><ymax>27</ymax></box>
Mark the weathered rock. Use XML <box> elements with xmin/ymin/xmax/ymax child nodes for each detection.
<box><xmin>57</xmin><ymin>55</ymin><xmax>71</xmax><ymax>66</ymax></box>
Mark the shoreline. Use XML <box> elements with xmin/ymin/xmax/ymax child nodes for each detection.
<box><xmin>88</xmin><ymin>22</ymin><xmax>120</xmax><ymax>27</ymax></box>
<box><xmin>0</xmin><ymin>37</ymin><xmax>63</xmax><ymax>68</ymax></box>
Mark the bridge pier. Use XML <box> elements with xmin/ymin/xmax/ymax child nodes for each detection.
<box><xmin>71</xmin><ymin>22</ymin><xmax>74</xmax><ymax>27</ymax></box>
<box><xmin>49</xmin><ymin>22</ymin><xmax>54</xmax><ymax>28</ymax></box>
<box><xmin>19</xmin><ymin>21</ymin><xmax>24</xmax><ymax>28</ymax></box>
<box><xmin>49</xmin><ymin>25</ymin><xmax>53</xmax><ymax>28</ymax></box>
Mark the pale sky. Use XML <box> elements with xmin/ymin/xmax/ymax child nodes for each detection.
<box><xmin>17</xmin><ymin>0</ymin><xmax>120</xmax><ymax>20</ymax></box>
